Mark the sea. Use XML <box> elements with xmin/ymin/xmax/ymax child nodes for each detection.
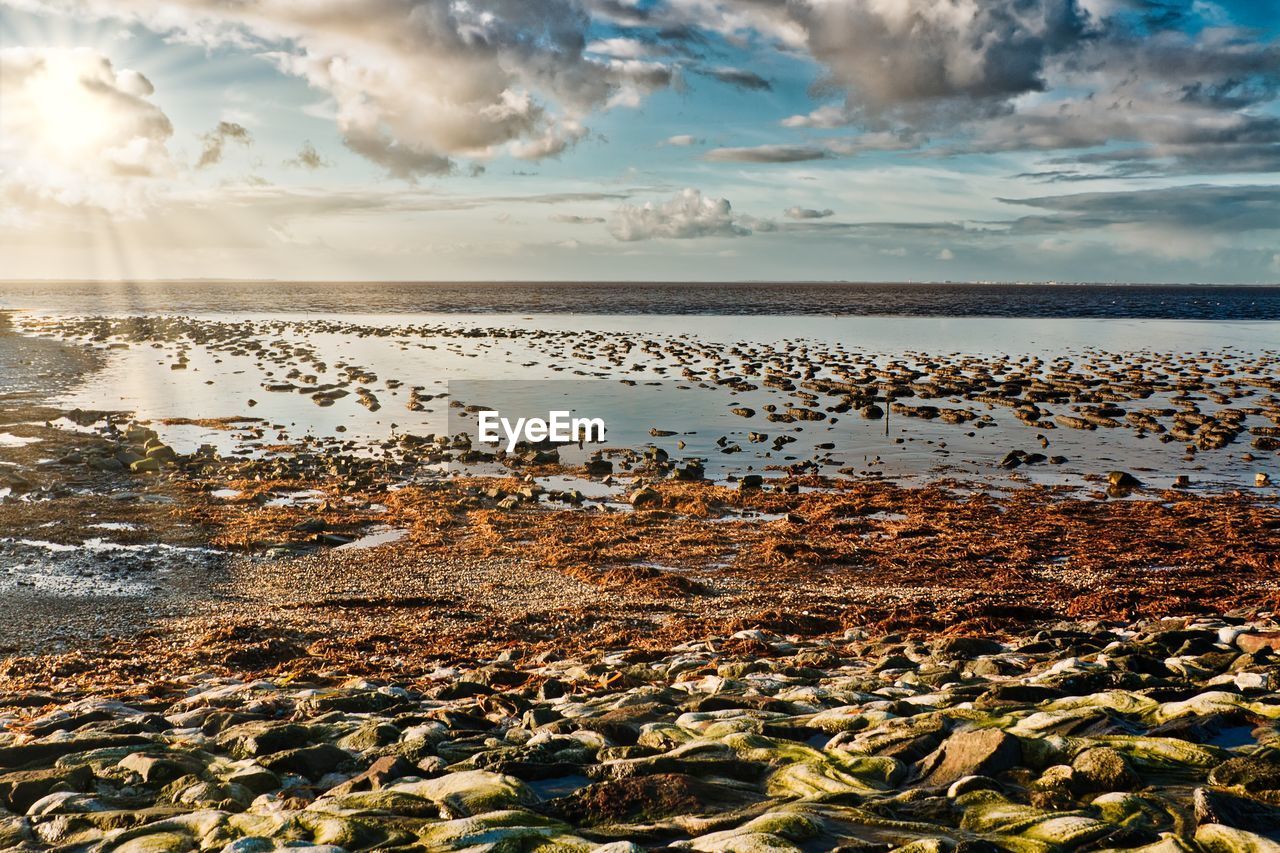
<box><xmin>1</xmin><ymin>281</ymin><xmax>1278</xmax><ymax>318</ymax></box>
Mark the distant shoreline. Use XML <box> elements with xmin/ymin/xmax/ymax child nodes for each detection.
<box><xmin>4</xmin><ymin>280</ymin><xmax>1279</xmax><ymax>321</ymax></box>
<box><xmin>3</xmin><ymin>279</ymin><xmax>1279</xmax><ymax>287</ymax></box>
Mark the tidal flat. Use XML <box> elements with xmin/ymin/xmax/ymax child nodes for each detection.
<box><xmin>1</xmin><ymin>304</ymin><xmax>1278</xmax><ymax>851</ymax></box>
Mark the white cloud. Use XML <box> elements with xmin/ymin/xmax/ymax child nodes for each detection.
<box><xmin>0</xmin><ymin>46</ymin><xmax>173</xmax><ymax>213</ymax></box>
<box><xmin>37</xmin><ymin>0</ymin><xmax>674</xmax><ymax>178</ymax></box>
<box><xmin>662</xmin><ymin>134</ymin><xmax>703</xmax><ymax>147</ymax></box>
<box><xmin>586</xmin><ymin>37</ymin><xmax>657</xmax><ymax>59</ymax></box>
<box><xmin>609</xmin><ymin>188</ymin><xmax>754</xmax><ymax>241</ymax></box>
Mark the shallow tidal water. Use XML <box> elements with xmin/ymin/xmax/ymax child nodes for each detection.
<box><xmin>6</xmin><ymin>300</ymin><xmax>1278</xmax><ymax>491</ymax></box>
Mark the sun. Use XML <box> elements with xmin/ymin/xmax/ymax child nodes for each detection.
<box><xmin>9</xmin><ymin>47</ymin><xmax>133</xmax><ymax>166</ymax></box>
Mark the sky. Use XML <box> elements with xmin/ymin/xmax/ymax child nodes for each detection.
<box><xmin>1</xmin><ymin>0</ymin><xmax>1278</xmax><ymax>283</ymax></box>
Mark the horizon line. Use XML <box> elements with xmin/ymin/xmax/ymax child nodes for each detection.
<box><xmin>3</xmin><ymin>279</ymin><xmax>1279</xmax><ymax>287</ymax></box>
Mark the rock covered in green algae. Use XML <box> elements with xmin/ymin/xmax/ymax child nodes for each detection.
<box><xmin>2</xmin><ymin>618</ymin><xmax>1280</xmax><ymax>851</ymax></box>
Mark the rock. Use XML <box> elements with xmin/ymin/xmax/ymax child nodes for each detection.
<box><xmin>222</xmin><ymin>761</ymin><xmax>279</xmax><ymax>794</ymax></box>
<box><xmin>260</xmin><ymin>743</ymin><xmax>350</xmax><ymax>779</ymax></box>
<box><xmin>538</xmin><ymin>678</ymin><xmax>567</xmax><ymax>700</ymax></box>
<box><xmin>118</xmin><ymin>752</ymin><xmax>205</xmax><ymax>785</ymax></box>
<box><xmin>25</xmin><ymin>790</ymin><xmax>111</xmax><ymax>816</ymax></box>
<box><xmin>337</xmin><ymin>721</ymin><xmax>400</xmax><ymax>750</ymax></box>
<box><xmin>386</xmin><ymin>769</ymin><xmax>537</xmax><ymax>818</ymax></box>
<box><xmin>677</xmin><ymin>809</ymin><xmax>822</xmax><ymax>851</ymax></box>
<box><xmin>217</xmin><ymin>721</ymin><xmax>312</xmax><ymax>757</ymax></box>
<box><xmin>629</xmin><ymin>487</ymin><xmax>661</xmax><ymax>509</ymax></box>
<box><xmin>547</xmin><ymin>773</ymin><xmax>763</xmax><ymax>825</ymax></box>
<box><xmin>1208</xmin><ymin>756</ymin><xmax>1280</xmax><ymax>793</ymax></box>
<box><xmin>329</xmin><ymin>755</ymin><xmax>416</xmax><ymax>796</ymax></box>
<box><xmin>113</xmin><ymin>830</ymin><xmax>198</xmax><ymax>853</ymax></box>
<box><xmin>0</xmin><ymin>816</ymin><xmax>33</xmax><ymax>848</ymax></box>
<box><xmin>1237</xmin><ymin>633</ymin><xmax>1280</xmax><ymax>655</ymax></box>
<box><xmin>145</xmin><ymin>445</ymin><xmax>177</xmax><ymax>462</ymax></box>
<box><xmin>915</xmin><ymin>729</ymin><xmax>1022</xmax><ymax>788</ymax></box>
<box><xmin>935</xmin><ymin>636</ymin><xmax>1003</xmax><ymax>658</ymax></box>
<box><xmin>1108</xmin><ymin>471</ymin><xmax>1142</xmax><ymax>488</ymax></box>
<box><xmin>0</xmin><ymin>733</ymin><xmax>152</xmax><ymax>769</ymax></box>
<box><xmin>1195</xmin><ymin>823</ymin><xmax>1280</xmax><ymax>853</ymax></box>
<box><xmin>0</xmin><ymin>764</ymin><xmax>92</xmax><ymax>813</ymax></box>
<box><xmin>1</xmin><ymin>615</ymin><xmax>1279</xmax><ymax>849</ymax></box>
<box><xmin>674</xmin><ymin>461</ymin><xmax>705</xmax><ymax>481</ymax></box>
<box><xmin>431</xmin><ymin>680</ymin><xmax>491</xmax><ymax>700</ymax></box>
<box><xmin>1072</xmin><ymin>747</ymin><xmax>1137</xmax><ymax>791</ymax></box>
<box><xmin>947</xmin><ymin>775</ymin><xmax>1003</xmax><ymax>798</ymax></box>
<box><xmin>1195</xmin><ymin>787</ymin><xmax>1280</xmax><ymax>833</ymax></box>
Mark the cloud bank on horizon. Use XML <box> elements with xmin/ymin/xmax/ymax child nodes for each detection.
<box><xmin>1</xmin><ymin>0</ymin><xmax>1277</xmax><ymax>282</ymax></box>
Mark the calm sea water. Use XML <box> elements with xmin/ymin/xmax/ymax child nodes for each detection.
<box><xmin>2</xmin><ymin>281</ymin><xmax>1279</xmax><ymax>319</ymax></box>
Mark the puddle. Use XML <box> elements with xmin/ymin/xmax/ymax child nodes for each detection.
<box><xmin>335</xmin><ymin>526</ymin><xmax>408</xmax><ymax>551</ymax></box>
<box><xmin>0</xmin><ymin>538</ymin><xmax>220</xmax><ymax>598</ymax></box>
<box><xmin>526</xmin><ymin>774</ymin><xmax>591</xmax><ymax>800</ymax></box>
<box><xmin>1205</xmin><ymin>724</ymin><xmax>1257</xmax><ymax>750</ymax></box>
<box><xmin>535</xmin><ymin>474</ymin><xmax>625</xmax><ymax>500</ymax></box>
<box><xmin>632</xmin><ymin>561</ymin><xmax>690</xmax><ymax>574</ymax></box>
<box><xmin>865</xmin><ymin>511</ymin><xmax>911</xmax><ymax>522</ymax></box>
<box><xmin>10</xmin><ymin>537</ymin><xmax>215</xmax><ymax>556</ymax></box>
<box><xmin>265</xmin><ymin>489</ymin><xmax>325</xmax><ymax>507</ymax></box>
<box><xmin>707</xmin><ymin>510</ymin><xmax>788</xmax><ymax>523</ymax></box>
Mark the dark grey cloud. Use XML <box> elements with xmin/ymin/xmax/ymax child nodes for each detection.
<box><xmin>945</xmin><ymin>26</ymin><xmax>1280</xmax><ymax>174</ymax></box>
<box><xmin>284</xmin><ymin>141</ymin><xmax>329</xmax><ymax>170</ymax></box>
<box><xmin>196</xmin><ymin>120</ymin><xmax>251</xmax><ymax>169</ymax></box>
<box><xmin>999</xmin><ymin>184</ymin><xmax>1280</xmax><ymax>234</ymax></box>
<box><xmin>699</xmin><ymin>65</ymin><xmax>771</xmax><ymax>91</ymax></box>
<box><xmin>551</xmin><ymin>213</ymin><xmax>607</xmax><ymax>224</ymax></box>
<box><xmin>672</xmin><ymin>0</ymin><xmax>1280</xmax><ymax>178</ymax></box>
<box><xmin>705</xmin><ymin>144</ymin><xmax>829</xmax><ymax>163</ymax></box>
<box><xmin>784</xmin><ymin>206</ymin><xmax>833</xmax><ymax>219</ymax></box>
<box><xmin>795</xmin><ymin>0</ymin><xmax>1091</xmax><ymax>111</ymax></box>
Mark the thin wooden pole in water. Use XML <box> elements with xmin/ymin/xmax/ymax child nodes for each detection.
<box><xmin>884</xmin><ymin>385</ymin><xmax>890</xmax><ymax>437</ymax></box>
